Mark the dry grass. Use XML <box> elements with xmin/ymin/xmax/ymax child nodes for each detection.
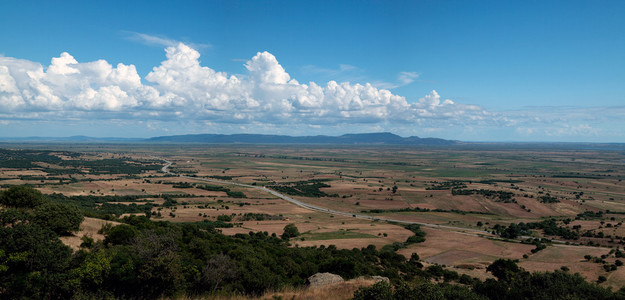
<box><xmin>177</xmin><ymin>278</ymin><xmax>377</xmax><ymax>300</ymax></box>
<box><xmin>59</xmin><ymin>217</ymin><xmax>120</xmax><ymax>250</ymax></box>
<box><xmin>399</xmin><ymin>227</ymin><xmax>534</xmax><ymax>268</ymax></box>
<box><xmin>518</xmin><ymin>244</ymin><xmax>611</xmax><ymax>286</ymax></box>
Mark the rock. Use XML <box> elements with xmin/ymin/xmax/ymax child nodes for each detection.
<box><xmin>355</xmin><ymin>275</ymin><xmax>390</xmax><ymax>283</ymax></box>
<box><xmin>306</xmin><ymin>272</ymin><xmax>344</xmax><ymax>287</ymax></box>
<box><xmin>370</xmin><ymin>275</ymin><xmax>390</xmax><ymax>283</ymax></box>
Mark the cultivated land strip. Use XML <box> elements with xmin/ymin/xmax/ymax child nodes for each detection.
<box><xmin>153</xmin><ymin>156</ymin><xmax>605</xmax><ymax>249</ymax></box>
<box><xmin>154</xmin><ymin>156</ymin><xmax>495</xmax><ymax>235</ymax></box>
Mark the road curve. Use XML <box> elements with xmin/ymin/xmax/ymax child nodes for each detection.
<box><xmin>153</xmin><ymin>156</ymin><xmax>610</xmax><ymax>249</ymax></box>
<box><xmin>153</xmin><ymin>156</ymin><xmax>495</xmax><ymax>236</ymax></box>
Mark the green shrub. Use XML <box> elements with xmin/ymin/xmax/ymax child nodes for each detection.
<box><xmin>32</xmin><ymin>202</ymin><xmax>83</xmax><ymax>235</ymax></box>
<box><xmin>281</xmin><ymin>224</ymin><xmax>300</xmax><ymax>239</ymax></box>
<box><xmin>0</xmin><ymin>185</ymin><xmax>45</xmax><ymax>208</ymax></box>
<box><xmin>353</xmin><ymin>281</ymin><xmax>393</xmax><ymax>300</ymax></box>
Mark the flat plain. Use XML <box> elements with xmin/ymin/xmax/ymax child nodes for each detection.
<box><xmin>1</xmin><ymin>143</ymin><xmax>625</xmax><ymax>289</ymax></box>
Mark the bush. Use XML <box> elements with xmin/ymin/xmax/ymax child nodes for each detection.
<box><xmin>0</xmin><ymin>208</ymin><xmax>32</xmax><ymax>226</ymax></box>
<box><xmin>281</xmin><ymin>224</ymin><xmax>300</xmax><ymax>239</ymax></box>
<box><xmin>459</xmin><ymin>274</ymin><xmax>474</xmax><ymax>285</ymax></box>
<box><xmin>0</xmin><ymin>185</ymin><xmax>45</xmax><ymax>208</ymax></box>
<box><xmin>217</xmin><ymin>214</ymin><xmax>233</xmax><ymax>222</ymax></box>
<box><xmin>104</xmin><ymin>224</ymin><xmax>136</xmax><ymax>245</ymax></box>
<box><xmin>487</xmin><ymin>259</ymin><xmax>523</xmax><ymax>282</ymax></box>
<box><xmin>404</xmin><ymin>224</ymin><xmax>426</xmax><ymax>245</ymax></box>
<box><xmin>226</xmin><ymin>191</ymin><xmax>246</xmax><ymax>198</ymax></box>
<box><xmin>80</xmin><ymin>235</ymin><xmax>95</xmax><ymax>248</ymax></box>
<box><xmin>0</xmin><ymin>224</ymin><xmax>73</xmax><ymax>298</ymax></box>
<box><xmin>32</xmin><ymin>202</ymin><xmax>83</xmax><ymax>235</ymax></box>
<box><xmin>353</xmin><ymin>281</ymin><xmax>393</xmax><ymax>300</ymax></box>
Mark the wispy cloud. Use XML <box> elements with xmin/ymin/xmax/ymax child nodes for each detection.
<box><xmin>301</xmin><ymin>64</ymin><xmax>358</xmax><ymax>76</ymax></box>
<box><xmin>398</xmin><ymin>72</ymin><xmax>419</xmax><ymax>85</ymax></box>
<box><xmin>302</xmin><ymin>65</ymin><xmax>422</xmax><ymax>90</ymax></box>
<box><xmin>373</xmin><ymin>71</ymin><xmax>420</xmax><ymax>89</ymax></box>
<box><xmin>300</xmin><ymin>64</ymin><xmax>366</xmax><ymax>83</ymax></box>
<box><xmin>121</xmin><ymin>31</ymin><xmax>211</xmax><ymax>50</ymax></box>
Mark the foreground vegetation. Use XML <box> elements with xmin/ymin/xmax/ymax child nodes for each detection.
<box><xmin>1</xmin><ymin>143</ymin><xmax>625</xmax><ymax>297</ymax></box>
<box><xmin>354</xmin><ymin>261</ymin><xmax>625</xmax><ymax>300</ymax></box>
<box><xmin>1</xmin><ymin>186</ymin><xmax>625</xmax><ymax>299</ymax></box>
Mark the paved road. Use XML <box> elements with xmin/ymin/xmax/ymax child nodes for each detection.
<box><xmin>155</xmin><ymin>156</ymin><xmax>617</xmax><ymax>250</ymax></box>
<box><xmin>153</xmin><ymin>157</ymin><xmax>610</xmax><ymax>249</ymax></box>
<box><xmin>153</xmin><ymin>156</ymin><xmax>495</xmax><ymax>236</ymax></box>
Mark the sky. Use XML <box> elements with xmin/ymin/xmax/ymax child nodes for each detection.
<box><xmin>0</xmin><ymin>0</ymin><xmax>624</xmax><ymax>142</ymax></box>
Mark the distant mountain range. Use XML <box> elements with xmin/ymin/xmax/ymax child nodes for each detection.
<box><xmin>0</xmin><ymin>135</ymin><xmax>145</xmax><ymax>143</ymax></box>
<box><xmin>145</xmin><ymin>132</ymin><xmax>457</xmax><ymax>145</ymax></box>
<box><xmin>0</xmin><ymin>132</ymin><xmax>457</xmax><ymax>145</ymax></box>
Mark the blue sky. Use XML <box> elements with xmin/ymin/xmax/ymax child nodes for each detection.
<box><xmin>1</xmin><ymin>0</ymin><xmax>624</xmax><ymax>142</ymax></box>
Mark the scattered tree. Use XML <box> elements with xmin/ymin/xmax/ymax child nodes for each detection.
<box><xmin>32</xmin><ymin>202</ymin><xmax>83</xmax><ymax>235</ymax></box>
<box><xmin>281</xmin><ymin>224</ymin><xmax>300</xmax><ymax>239</ymax></box>
<box><xmin>0</xmin><ymin>185</ymin><xmax>45</xmax><ymax>208</ymax></box>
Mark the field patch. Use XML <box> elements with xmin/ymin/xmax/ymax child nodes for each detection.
<box><xmin>301</xmin><ymin>230</ymin><xmax>378</xmax><ymax>241</ymax></box>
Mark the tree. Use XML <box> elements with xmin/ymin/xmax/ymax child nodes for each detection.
<box><xmin>32</xmin><ymin>202</ymin><xmax>84</xmax><ymax>235</ymax></box>
<box><xmin>500</xmin><ymin>223</ymin><xmax>522</xmax><ymax>239</ymax></box>
<box><xmin>281</xmin><ymin>224</ymin><xmax>300</xmax><ymax>239</ymax></box>
<box><xmin>78</xmin><ymin>249</ymin><xmax>112</xmax><ymax>287</ymax></box>
<box><xmin>487</xmin><ymin>259</ymin><xmax>523</xmax><ymax>283</ymax></box>
<box><xmin>0</xmin><ymin>224</ymin><xmax>73</xmax><ymax>298</ymax></box>
<box><xmin>0</xmin><ymin>208</ymin><xmax>31</xmax><ymax>226</ymax></box>
<box><xmin>80</xmin><ymin>235</ymin><xmax>95</xmax><ymax>248</ymax></box>
<box><xmin>104</xmin><ymin>224</ymin><xmax>136</xmax><ymax>245</ymax></box>
<box><xmin>202</xmin><ymin>254</ymin><xmax>238</xmax><ymax>291</ymax></box>
<box><xmin>0</xmin><ymin>185</ymin><xmax>45</xmax><ymax>208</ymax></box>
<box><xmin>409</xmin><ymin>252</ymin><xmax>420</xmax><ymax>263</ymax></box>
<box><xmin>129</xmin><ymin>229</ymin><xmax>184</xmax><ymax>298</ymax></box>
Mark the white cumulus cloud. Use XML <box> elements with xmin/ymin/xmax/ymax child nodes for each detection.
<box><xmin>0</xmin><ymin>43</ymin><xmax>491</xmax><ymax>129</ymax></box>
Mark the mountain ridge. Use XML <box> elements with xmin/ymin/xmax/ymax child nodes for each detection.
<box><xmin>0</xmin><ymin>132</ymin><xmax>457</xmax><ymax>145</ymax></box>
<box><xmin>145</xmin><ymin>132</ymin><xmax>457</xmax><ymax>145</ymax></box>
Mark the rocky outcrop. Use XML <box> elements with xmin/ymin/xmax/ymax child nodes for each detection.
<box><xmin>355</xmin><ymin>275</ymin><xmax>390</xmax><ymax>283</ymax></box>
<box><xmin>306</xmin><ymin>272</ymin><xmax>344</xmax><ymax>287</ymax></box>
<box><xmin>370</xmin><ymin>275</ymin><xmax>390</xmax><ymax>283</ymax></box>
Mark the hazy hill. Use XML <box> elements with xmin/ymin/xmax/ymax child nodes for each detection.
<box><xmin>145</xmin><ymin>132</ymin><xmax>457</xmax><ymax>145</ymax></box>
<box><xmin>0</xmin><ymin>136</ymin><xmax>145</xmax><ymax>143</ymax></box>
<box><xmin>0</xmin><ymin>132</ymin><xmax>457</xmax><ymax>145</ymax></box>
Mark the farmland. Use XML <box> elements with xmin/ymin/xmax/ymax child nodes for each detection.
<box><xmin>1</xmin><ymin>142</ymin><xmax>625</xmax><ymax>296</ymax></box>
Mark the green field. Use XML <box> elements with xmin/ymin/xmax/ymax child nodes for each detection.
<box><xmin>301</xmin><ymin>230</ymin><xmax>379</xmax><ymax>241</ymax></box>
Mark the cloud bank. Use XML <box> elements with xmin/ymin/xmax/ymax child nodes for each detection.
<box><xmin>1</xmin><ymin>43</ymin><xmax>623</xmax><ymax>141</ymax></box>
<box><xmin>0</xmin><ymin>43</ymin><xmax>488</xmax><ymax>126</ymax></box>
